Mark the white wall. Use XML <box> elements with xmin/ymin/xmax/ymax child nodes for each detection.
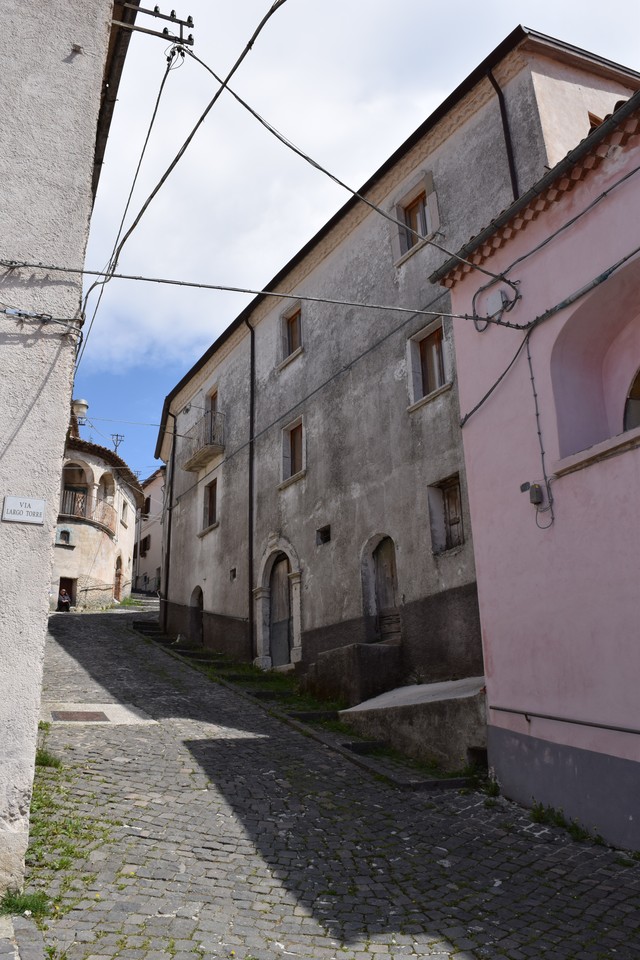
<box><xmin>0</xmin><ymin>1</ymin><xmax>113</xmax><ymax>891</ymax></box>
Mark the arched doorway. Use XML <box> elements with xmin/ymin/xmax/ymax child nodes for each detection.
<box><xmin>114</xmin><ymin>556</ymin><xmax>123</xmax><ymax>601</ymax></box>
<box><xmin>373</xmin><ymin>537</ymin><xmax>401</xmax><ymax>643</ymax></box>
<box><xmin>254</xmin><ymin>537</ymin><xmax>303</xmax><ymax>668</ymax></box>
<box><xmin>189</xmin><ymin>586</ymin><xmax>204</xmax><ymax>647</ymax></box>
<box><xmin>269</xmin><ymin>553</ymin><xmax>292</xmax><ymax>667</ymax></box>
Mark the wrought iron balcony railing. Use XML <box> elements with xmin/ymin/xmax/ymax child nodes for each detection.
<box><xmin>59</xmin><ymin>489</ymin><xmax>116</xmax><ymax>534</ymax></box>
<box><xmin>180</xmin><ymin>410</ymin><xmax>225</xmax><ymax>471</ymax></box>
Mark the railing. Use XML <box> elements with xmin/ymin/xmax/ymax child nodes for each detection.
<box><xmin>181</xmin><ymin>410</ymin><xmax>225</xmax><ymax>471</ymax></box>
<box><xmin>59</xmin><ymin>489</ymin><xmax>116</xmax><ymax>534</ymax></box>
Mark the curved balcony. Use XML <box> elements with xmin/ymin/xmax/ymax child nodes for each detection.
<box><xmin>59</xmin><ymin>489</ymin><xmax>116</xmax><ymax>535</ymax></box>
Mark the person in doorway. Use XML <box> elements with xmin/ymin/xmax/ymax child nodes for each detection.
<box><xmin>57</xmin><ymin>588</ymin><xmax>71</xmax><ymax>612</ymax></box>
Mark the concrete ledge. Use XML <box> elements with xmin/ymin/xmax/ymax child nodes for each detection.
<box><xmin>340</xmin><ymin>677</ymin><xmax>487</xmax><ymax>770</ymax></box>
<box><xmin>302</xmin><ymin>642</ymin><xmax>403</xmax><ymax>706</ymax></box>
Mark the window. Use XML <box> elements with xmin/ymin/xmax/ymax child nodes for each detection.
<box><xmin>316</xmin><ymin>525</ymin><xmax>331</xmax><ymax>545</ymax></box>
<box><xmin>142</xmin><ymin>496</ymin><xmax>151</xmax><ymax>518</ymax></box>
<box><xmin>280</xmin><ymin>304</ymin><xmax>303</xmax><ymax>365</ymax></box>
<box><xmin>393</xmin><ymin>171</ymin><xmax>439</xmax><ymax>260</ymax></box>
<box><xmin>121</xmin><ymin>500</ymin><xmax>128</xmax><ymax>525</ymax></box>
<box><xmin>140</xmin><ymin>534</ymin><xmax>151</xmax><ymax>558</ymax></box>
<box><xmin>207</xmin><ymin>390</ymin><xmax>221</xmax><ymax>444</ymax></box>
<box><xmin>282</xmin><ymin>418</ymin><xmax>305</xmax><ymax>482</ymax></box>
<box><xmin>624</xmin><ymin>369</ymin><xmax>640</xmax><ymax>431</ymax></box>
<box><xmin>428</xmin><ymin>475</ymin><xmax>464</xmax><ymax>553</ymax></box>
<box><xmin>204</xmin><ymin>478</ymin><xmax>217</xmax><ymax>528</ymax></box>
<box><xmin>408</xmin><ymin>321</ymin><xmax>449</xmax><ymax>405</ymax></box>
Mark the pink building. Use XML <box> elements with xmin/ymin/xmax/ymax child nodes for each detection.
<box><xmin>434</xmin><ymin>92</ymin><xmax>640</xmax><ymax>849</ymax></box>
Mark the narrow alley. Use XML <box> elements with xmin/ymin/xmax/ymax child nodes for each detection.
<box><xmin>16</xmin><ymin>610</ymin><xmax>640</xmax><ymax>960</ymax></box>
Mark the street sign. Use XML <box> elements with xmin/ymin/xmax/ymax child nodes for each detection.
<box><xmin>2</xmin><ymin>496</ymin><xmax>46</xmax><ymax>525</ymax></box>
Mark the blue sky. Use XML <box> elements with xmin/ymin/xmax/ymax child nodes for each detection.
<box><xmin>76</xmin><ymin>0</ymin><xmax>640</xmax><ymax>479</ymax></box>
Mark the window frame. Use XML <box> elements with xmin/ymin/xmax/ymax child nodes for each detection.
<box><xmin>278</xmin><ymin>303</ymin><xmax>303</xmax><ymax>369</ymax></box>
<box><xmin>203</xmin><ymin>477</ymin><xmax>218</xmax><ymax>531</ymax></box>
<box><xmin>280</xmin><ymin>416</ymin><xmax>306</xmax><ymax>487</ymax></box>
<box><xmin>428</xmin><ymin>474</ymin><xmax>464</xmax><ymax>554</ymax></box>
<box><xmin>407</xmin><ymin>319</ymin><xmax>451</xmax><ymax>409</ymax></box>
<box><xmin>391</xmin><ymin>170</ymin><xmax>440</xmax><ymax>263</ymax></box>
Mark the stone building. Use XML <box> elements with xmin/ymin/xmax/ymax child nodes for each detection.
<box><xmin>52</xmin><ymin>433</ymin><xmax>143</xmax><ymax>609</ymax></box>
<box><xmin>0</xmin><ymin>2</ymin><xmax>138</xmax><ymax>891</ymax></box>
<box><xmin>434</xmin><ymin>91</ymin><xmax>640</xmax><ymax>848</ymax></box>
<box><xmin>134</xmin><ymin>466</ymin><xmax>165</xmax><ymax>593</ymax></box>
<box><xmin>156</xmin><ymin>29</ymin><xmax>639</xmax><ymax>716</ymax></box>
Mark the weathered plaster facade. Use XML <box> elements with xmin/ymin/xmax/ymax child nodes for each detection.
<box><xmin>0</xmin><ymin>2</ymin><xmax>136</xmax><ymax>891</ymax></box>
<box><xmin>134</xmin><ymin>467</ymin><xmax>165</xmax><ymax>593</ymax></box>
<box><xmin>52</xmin><ymin>438</ymin><xmax>143</xmax><ymax>609</ymax></box>
<box><xmin>157</xmin><ymin>30</ymin><xmax>639</xmax><ymax>713</ymax></box>
<box><xmin>438</xmin><ymin>93</ymin><xmax>640</xmax><ymax>848</ymax></box>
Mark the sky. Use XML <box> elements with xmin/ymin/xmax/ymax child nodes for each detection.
<box><xmin>75</xmin><ymin>0</ymin><xmax>640</xmax><ymax>480</ymax></box>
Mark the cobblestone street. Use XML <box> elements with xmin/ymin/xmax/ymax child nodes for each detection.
<box><xmin>15</xmin><ymin>611</ymin><xmax>640</xmax><ymax>960</ymax></box>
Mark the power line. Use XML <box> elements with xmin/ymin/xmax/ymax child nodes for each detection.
<box><xmin>77</xmin><ymin>47</ymin><xmax>182</xmax><ymax>371</ymax></box>
<box><xmin>0</xmin><ymin>258</ymin><xmax>521</xmax><ymax>327</ymax></box>
<box><xmin>183</xmin><ymin>45</ymin><xmax>520</xmax><ymax>298</ymax></box>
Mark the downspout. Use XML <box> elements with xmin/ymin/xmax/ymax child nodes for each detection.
<box><xmin>487</xmin><ymin>69</ymin><xmax>520</xmax><ymax>202</ymax></box>
<box><xmin>244</xmin><ymin>318</ymin><xmax>256</xmax><ymax>658</ymax></box>
<box><xmin>161</xmin><ymin>411</ymin><xmax>177</xmax><ymax>633</ymax></box>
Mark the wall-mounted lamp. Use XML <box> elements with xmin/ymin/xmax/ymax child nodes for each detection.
<box><xmin>71</xmin><ymin>398</ymin><xmax>89</xmax><ymax>426</ymax></box>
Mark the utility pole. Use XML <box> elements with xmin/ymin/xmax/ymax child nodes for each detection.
<box><xmin>111</xmin><ymin>433</ymin><xmax>124</xmax><ymax>454</ymax></box>
<box><xmin>112</xmin><ymin>4</ymin><xmax>195</xmax><ymax>46</ymax></box>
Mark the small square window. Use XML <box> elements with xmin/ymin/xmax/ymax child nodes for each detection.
<box><xmin>204</xmin><ymin>478</ymin><xmax>217</xmax><ymax>528</ymax></box>
<box><xmin>282</xmin><ymin>418</ymin><xmax>305</xmax><ymax>482</ymax></box>
<box><xmin>428</xmin><ymin>475</ymin><xmax>464</xmax><ymax>553</ymax></box>
<box><xmin>316</xmin><ymin>525</ymin><xmax>331</xmax><ymax>545</ymax></box>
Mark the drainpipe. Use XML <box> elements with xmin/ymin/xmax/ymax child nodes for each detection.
<box><xmin>244</xmin><ymin>318</ymin><xmax>256</xmax><ymax>658</ymax></box>
<box><xmin>161</xmin><ymin>410</ymin><xmax>177</xmax><ymax>633</ymax></box>
<box><xmin>487</xmin><ymin>68</ymin><xmax>520</xmax><ymax>202</ymax></box>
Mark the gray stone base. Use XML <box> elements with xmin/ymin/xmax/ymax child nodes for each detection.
<box><xmin>301</xmin><ymin>642</ymin><xmax>403</xmax><ymax>706</ymax></box>
<box><xmin>489</xmin><ymin>725</ymin><xmax>640</xmax><ymax>851</ymax></box>
<box><xmin>164</xmin><ymin>601</ymin><xmax>250</xmax><ymax>660</ymax></box>
<box><xmin>340</xmin><ymin>677</ymin><xmax>487</xmax><ymax>771</ymax></box>
<box><xmin>0</xmin><ymin>830</ymin><xmax>27</xmax><ymax>896</ymax></box>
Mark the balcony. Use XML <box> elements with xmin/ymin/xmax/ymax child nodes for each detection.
<box><xmin>59</xmin><ymin>489</ymin><xmax>116</xmax><ymax>535</ymax></box>
<box><xmin>181</xmin><ymin>410</ymin><xmax>225</xmax><ymax>471</ymax></box>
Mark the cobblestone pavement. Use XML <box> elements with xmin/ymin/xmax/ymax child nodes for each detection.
<box><xmin>13</xmin><ymin>611</ymin><xmax>640</xmax><ymax>960</ymax></box>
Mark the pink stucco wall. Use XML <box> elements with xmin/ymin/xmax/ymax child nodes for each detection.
<box><xmin>449</xmin><ymin>132</ymin><xmax>640</xmax><ymax>768</ymax></box>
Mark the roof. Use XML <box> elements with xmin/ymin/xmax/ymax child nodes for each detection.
<box><xmin>155</xmin><ymin>26</ymin><xmax>640</xmax><ymax>459</ymax></box>
<box><xmin>66</xmin><ymin>437</ymin><xmax>144</xmax><ymax>506</ymax></box>
<box><xmin>431</xmin><ymin>89</ymin><xmax>640</xmax><ymax>287</ymax></box>
<box><xmin>141</xmin><ymin>465</ymin><xmax>166</xmax><ymax>488</ymax></box>
<box><xmin>93</xmin><ymin>1</ymin><xmax>140</xmax><ymax>198</ymax></box>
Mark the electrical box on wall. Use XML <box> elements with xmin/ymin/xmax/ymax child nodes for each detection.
<box><xmin>529</xmin><ymin>483</ymin><xmax>543</xmax><ymax>505</ymax></box>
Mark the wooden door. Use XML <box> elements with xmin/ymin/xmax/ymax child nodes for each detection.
<box><xmin>373</xmin><ymin>537</ymin><xmax>401</xmax><ymax>643</ymax></box>
<box><xmin>269</xmin><ymin>554</ymin><xmax>291</xmax><ymax>667</ymax></box>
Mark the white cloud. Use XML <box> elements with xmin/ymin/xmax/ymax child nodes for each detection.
<box><xmin>80</xmin><ymin>0</ymin><xmax>640</xmax><ymax>379</ymax></box>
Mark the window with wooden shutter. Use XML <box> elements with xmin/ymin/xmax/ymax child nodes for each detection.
<box><xmin>419</xmin><ymin>327</ymin><xmax>445</xmax><ymax>397</ymax></box>
<box><xmin>428</xmin><ymin>474</ymin><xmax>464</xmax><ymax>553</ymax></box>
<box><xmin>204</xmin><ymin>478</ymin><xmax>217</xmax><ymax>528</ymax></box>
<box><xmin>395</xmin><ymin>171</ymin><xmax>440</xmax><ymax>259</ymax></box>
<box><xmin>280</xmin><ymin>304</ymin><xmax>303</xmax><ymax>365</ymax></box>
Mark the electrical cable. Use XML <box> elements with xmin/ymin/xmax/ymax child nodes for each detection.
<box><xmin>0</xmin><ymin>258</ymin><xmax>520</xmax><ymax>326</ymax></box>
<box><xmin>98</xmin><ymin>1</ymin><xmax>289</xmax><ymax>297</ymax></box>
<box><xmin>183</xmin><ymin>46</ymin><xmax>520</xmax><ymax>300</ymax></box>
<box><xmin>168</xmin><ymin>286</ymin><xmax>454</xmax><ymax>507</ymax></box>
<box><xmin>77</xmin><ymin>47</ymin><xmax>182</xmax><ymax>372</ymax></box>
<box><xmin>525</xmin><ymin>337</ymin><xmax>555</xmax><ymax>529</ymax></box>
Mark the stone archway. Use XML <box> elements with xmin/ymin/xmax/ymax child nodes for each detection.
<box><xmin>361</xmin><ymin>533</ymin><xmax>402</xmax><ymax>644</ymax></box>
<box><xmin>254</xmin><ymin>537</ymin><xmax>302</xmax><ymax>669</ymax></box>
<box><xmin>189</xmin><ymin>586</ymin><xmax>204</xmax><ymax>647</ymax></box>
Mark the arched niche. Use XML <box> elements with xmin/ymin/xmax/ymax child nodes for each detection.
<box><xmin>360</xmin><ymin>533</ymin><xmax>402</xmax><ymax>644</ymax></box>
<box><xmin>551</xmin><ymin>257</ymin><xmax>640</xmax><ymax>457</ymax></box>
